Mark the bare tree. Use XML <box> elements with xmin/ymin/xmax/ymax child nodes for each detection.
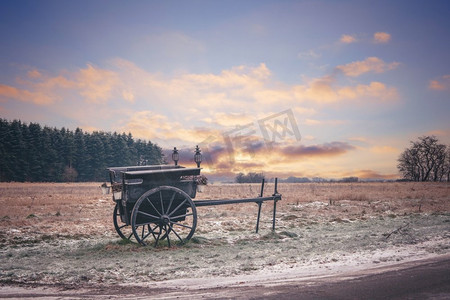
<box><xmin>235</xmin><ymin>172</ymin><xmax>265</xmax><ymax>183</ymax></box>
<box><xmin>446</xmin><ymin>147</ymin><xmax>450</xmax><ymax>182</ymax></box>
<box><xmin>397</xmin><ymin>136</ymin><xmax>448</xmax><ymax>182</ymax></box>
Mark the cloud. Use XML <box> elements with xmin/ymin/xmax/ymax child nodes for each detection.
<box><xmin>294</xmin><ymin>76</ymin><xmax>398</xmax><ymax>103</ymax></box>
<box><xmin>340</xmin><ymin>34</ymin><xmax>357</xmax><ymax>44</ymax></box>
<box><xmin>1</xmin><ymin>59</ymin><xmax>399</xmax><ymax>149</ymax></box>
<box><xmin>303</xmin><ymin>119</ymin><xmax>347</xmax><ymax>126</ymax></box>
<box><xmin>279</xmin><ymin>142</ymin><xmax>355</xmax><ymax>158</ymax></box>
<box><xmin>202</xmin><ymin>112</ymin><xmax>255</xmax><ymax>127</ymax></box>
<box><xmin>121</xmin><ymin>90</ymin><xmax>135</xmax><ymax>103</ymax></box>
<box><xmin>2</xmin><ymin>59</ymin><xmax>398</xmax><ymax>114</ymax></box>
<box><xmin>162</xmin><ymin>139</ymin><xmax>269</xmax><ymax>174</ymax></box>
<box><xmin>117</xmin><ymin>62</ymin><xmax>279</xmax><ymax>113</ymax></box>
<box><xmin>161</xmin><ymin>139</ymin><xmax>356</xmax><ymax>178</ymax></box>
<box><xmin>2</xmin><ymin>69</ymin><xmax>77</xmax><ymax>105</ymax></box>
<box><xmin>426</xmin><ymin>129</ymin><xmax>450</xmax><ymax>137</ymax></box>
<box><xmin>339</xmin><ymin>32</ymin><xmax>391</xmax><ymax>45</ymax></box>
<box><xmin>0</xmin><ymin>84</ymin><xmax>56</xmax><ymax>105</ymax></box>
<box><xmin>336</xmin><ymin>57</ymin><xmax>400</xmax><ymax>77</ymax></box>
<box><xmin>119</xmin><ymin>110</ymin><xmax>233</xmax><ymax>149</ymax></box>
<box><xmin>76</xmin><ymin>64</ymin><xmax>120</xmax><ymax>104</ymax></box>
<box><xmin>338</xmin><ymin>81</ymin><xmax>398</xmax><ymax>100</ymax></box>
<box><xmin>143</xmin><ymin>31</ymin><xmax>206</xmax><ymax>58</ymax></box>
<box><xmin>355</xmin><ymin>169</ymin><xmax>398</xmax><ymax>180</ymax></box>
<box><xmin>347</xmin><ymin>136</ymin><xmax>369</xmax><ymax>144</ymax></box>
<box><xmin>293</xmin><ymin>106</ymin><xmax>317</xmax><ymax>115</ymax></box>
<box><xmin>428</xmin><ymin>75</ymin><xmax>450</xmax><ymax>90</ymax></box>
<box><xmin>370</xmin><ymin>145</ymin><xmax>398</xmax><ymax>154</ymax></box>
<box><xmin>180</xmin><ymin>63</ymin><xmax>271</xmax><ymax>89</ymax></box>
<box><xmin>298</xmin><ymin>50</ymin><xmax>321</xmax><ymax>59</ymax></box>
<box><xmin>27</xmin><ymin>69</ymin><xmax>42</xmax><ymax>79</ymax></box>
<box><xmin>373</xmin><ymin>32</ymin><xmax>391</xmax><ymax>43</ymax></box>
<box><xmin>0</xmin><ymin>64</ymin><xmax>121</xmax><ymax>105</ymax></box>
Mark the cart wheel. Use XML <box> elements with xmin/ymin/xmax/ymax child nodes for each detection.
<box><xmin>114</xmin><ymin>203</ymin><xmax>168</xmax><ymax>243</ymax></box>
<box><xmin>131</xmin><ymin>186</ymin><xmax>197</xmax><ymax>247</ymax></box>
<box><xmin>113</xmin><ymin>203</ymin><xmax>136</xmax><ymax>243</ymax></box>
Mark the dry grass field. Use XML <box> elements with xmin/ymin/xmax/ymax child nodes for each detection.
<box><xmin>0</xmin><ymin>181</ymin><xmax>449</xmax><ymax>296</ymax></box>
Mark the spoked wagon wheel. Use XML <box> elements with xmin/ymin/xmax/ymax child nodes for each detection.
<box><xmin>113</xmin><ymin>203</ymin><xmax>137</xmax><ymax>243</ymax></box>
<box><xmin>131</xmin><ymin>186</ymin><xmax>197</xmax><ymax>247</ymax></box>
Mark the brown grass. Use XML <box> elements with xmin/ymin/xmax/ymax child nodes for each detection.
<box><xmin>0</xmin><ymin>182</ymin><xmax>449</xmax><ymax>246</ymax></box>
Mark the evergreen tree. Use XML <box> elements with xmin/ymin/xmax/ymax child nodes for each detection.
<box><xmin>0</xmin><ymin>118</ymin><xmax>164</xmax><ymax>182</ymax></box>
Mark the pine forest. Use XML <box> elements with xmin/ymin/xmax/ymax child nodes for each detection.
<box><xmin>0</xmin><ymin>119</ymin><xmax>165</xmax><ymax>182</ymax></box>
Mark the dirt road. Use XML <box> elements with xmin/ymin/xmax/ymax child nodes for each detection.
<box><xmin>1</xmin><ymin>254</ymin><xmax>450</xmax><ymax>299</ymax></box>
<box><xmin>199</xmin><ymin>254</ymin><xmax>450</xmax><ymax>300</ymax></box>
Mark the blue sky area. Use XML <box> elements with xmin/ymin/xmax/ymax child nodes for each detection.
<box><xmin>1</xmin><ymin>0</ymin><xmax>449</xmax><ymax>179</ymax></box>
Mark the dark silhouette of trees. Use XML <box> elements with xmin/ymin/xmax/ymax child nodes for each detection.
<box><xmin>0</xmin><ymin>119</ymin><xmax>164</xmax><ymax>182</ymax></box>
<box><xmin>397</xmin><ymin>136</ymin><xmax>449</xmax><ymax>182</ymax></box>
<box><xmin>340</xmin><ymin>176</ymin><xmax>359</xmax><ymax>183</ymax></box>
<box><xmin>235</xmin><ymin>172</ymin><xmax>265</xmax><ymax>183</ymax></box>
<box><xmin>281</xmin><ymin>176</ymin><xmax>311</xmax><ymax>183</ymax></box>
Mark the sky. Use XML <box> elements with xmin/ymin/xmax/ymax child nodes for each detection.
<box><xmin>1</xmin><ymin>0</ymin><xmax>449</xmax><ymax>181</ymax></box>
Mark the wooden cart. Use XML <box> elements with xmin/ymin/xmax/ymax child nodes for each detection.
<box><xmin>107</xmin><ymin>157</ymin><xmax>281</xmax><ymax>247</ymax></box>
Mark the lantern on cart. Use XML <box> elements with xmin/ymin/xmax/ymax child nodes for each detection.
<box><xmin>172</xmin><ymin>147</ymin><xmax>179</xmax><ymax>166</ymax></box>
<box><xmin>194</xmin><ymin>145</ymin><xmax>202</xmax><ymax>168</ymax></box>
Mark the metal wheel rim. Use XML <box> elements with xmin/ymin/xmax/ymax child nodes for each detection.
<box><xmin>131</xmin><ymin>186</ymin><xmax>197</xmax><ymax>247</ymax></box>
<box><xmin>113</xmin><ymin>202</ymin><xmax>137</xmax><ymax>243</ymax></box>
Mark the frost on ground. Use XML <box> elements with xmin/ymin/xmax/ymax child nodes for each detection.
<box><xmin>0</xmin><ymin>182</ymin><xmax>449</xmax><ymax>289</ymax></box>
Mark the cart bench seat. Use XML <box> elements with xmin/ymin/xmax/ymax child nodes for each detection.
<box><xmin>123</xmin><ymin>167</ymin><xmax>201</xmax><ymax>181</ymax></box>
<box><xmin>108</xmin><ymin>165</ymin><xmax>201</xmax><ymax>205</ymax></box>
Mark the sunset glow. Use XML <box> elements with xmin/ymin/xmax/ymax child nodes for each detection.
<box><xmin>1</xmin><ymin>0</ymin><xmax>449</xmax><ymax>180</ymax></box>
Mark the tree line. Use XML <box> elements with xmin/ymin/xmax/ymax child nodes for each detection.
<box><xmin>398</xmin><ymin>136</ymin><xmax>450</xmax><ymax>182</ymax></box>
<box><xmin>0</xmin><ymin>119</ymin><xmax>164</xmax><ymax>182</ymax></box>
<box><xmin>235</xmin><ymin>172</ymin><xmax>265</xmax><ymax>183</ymax></box>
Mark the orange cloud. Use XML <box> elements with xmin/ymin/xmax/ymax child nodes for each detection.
<box><xmin>426</xmin><ymin>129</ymin><xmax>450</xmax><ymax>140</ymax></box>
<box><xmin>348</xmin><ymin>136</ymin><xmax>368</xmax><ymax>143</ymax></box>
<box><xmin>181</xmin><ymin>63</ymin><xmax>270</xmax><ymax>88</ymax></box>
<box><xmin>294</xmin><ymin>76</ymin><xmax>398</xmax><ymax>103</ymax></box>
<box><xmin>0</xmin><ymin>64</ymin><xmax>121</xmax><ymax>105</ymax></box>
<box><xmin>303</xmin><ymin>119</ymin><xmax>346</xmax><ymax>126</ymax></box>
<box><xmin>0</xmin><ymin>84</ymin><xmax>20</xmax><ymax>99</ymax></box>
<box><xmin>0</xmin><ymin>84</ymin><xmax>55</xmax><ymax>105</ymax></box>
<box><xmin>370</xmin><ymin>145</ymin><xmax>398</xmax><ymax>154</ymax></box>
<box><xmin>373</xmin><ymin>32</ymin><xmax>391</xmax><ymax>43</ymax></box>
<box><xmin>1</xmin><ymin>59</ymin><xmax>400</xmax><ymax>148</ymax></box>
<box><xmin>428</xmin><ymin>75</ymin><xmax>450</xmax><ymax>90</ymax></box>
<box><xmin>293</xmin><ymin>106</ymin><xmax>317</xmax><ymax>116</ymax></box>
<box><xmin>162</xmin><ymin>139</ymin><xmax>357</xmax><ymax>178</ymax></box>
<box><xmin>355</xmin><ymin>169</ymin><xmax>398</xmax><ymax>180</ymax></box>
<box><xmin>338</xmin><ymin>81</ymin><xmax>398</xmax><ymax>101</ymax></box>
<box><xmin>27</xmin><ymin>69</ymin><xmax>42</xmax><ymax>78</ymax></box>
<box><xmin>336</xmin><ymin>57</ymin><xmax>400</xmax><ymax>77</ymax></box>
<box><xmin>8</xmin><ymin>59</ymin><xmax>398</xmax><ymax>115</ymax></box>
<box><xmin>121</xmin><ymin>110</ymin><xmax>221</xmax><ymax>143</ymax></box>
<box><xmin>76</xmin><ymin>64</ymin><xmax>119</xmax><ymax>104</ymax></box>
<box><xmin>202</xmin><ymin>112</ymin><xmax>255</xmax><ymax>127</ymax></box>
<box><xmin>340</xmin><ymin>34</ymin><xmax>357</xmax><ymax>44</ymax></box>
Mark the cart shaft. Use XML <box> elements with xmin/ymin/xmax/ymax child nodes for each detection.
<box><xmin>193</xmin><ymin>178</ymin><xmax>281</xmax><ymax>233</ymax></box>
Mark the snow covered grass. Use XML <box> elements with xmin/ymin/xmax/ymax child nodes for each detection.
<box><xmin>0</xmin><ymin>182</ymin><xmax>449</xmax><ymax>286</ymax></box>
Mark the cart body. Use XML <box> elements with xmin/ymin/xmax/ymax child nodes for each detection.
<box><xmin>108</xmin><ymin>165</ymin><xmax>200</xmax><ymax>226</ymax></box>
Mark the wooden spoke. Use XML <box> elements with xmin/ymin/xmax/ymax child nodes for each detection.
<box><xmin>146</xmin><ymin>197</ymin><xmax>162</xmax><ymax>217</ymax></box>
<box><xmin>159</xmin><ymin>190</ymin><xmax>165</xmax><ymax>214</ymax></box>
<box><xmin>131</xmin><ymin>186</ymin><xmax>197</xmax><ymax>247</ymax></box>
